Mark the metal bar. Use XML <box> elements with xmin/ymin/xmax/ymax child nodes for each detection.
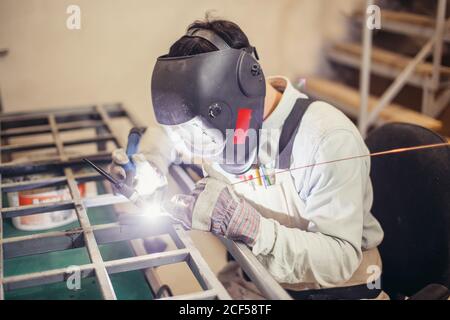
<box><xmin>367</xmin><ymin>37</ymin><xmax>435</xmax><ymax>127</ymax></box>
<box><xmin>0</xmin><ymin>141</ymin><xmax>56</xmax><ymax>153</ymax></box>
<box><xmin>327</xmin><ymin>49</ymin><xmax>426</xmax><ymax>88</ymax></box>
<box><xmin>221</xmin><ymin>238</ymin><xmax>292</xmax><ymax>300</ymax></box>
<box><xmin>433</xmin><ymin>88</ymin><xmax>450</xmax><ymax>117</ymax></box>
<box><xmin>2</xmin><ymin>264</ymin><xmax>96</xmax><ymax>291</ymax></box>
<box><xmin>49</xmin><ymin>113</ymin><xmax>116</xmax><ymax>300</ymax></box>
<box><xmin>0</xmin><ymin>103</ymin><xmax>124</xmax><ymax>120</ymax></box>
<box><xmin>172</xmin><ymin>225</ymin><xmax>231</xmax><ymax>300</ymax></box>
<box><xmin>0</xmin><ymin>105</ymin><xmax>97</xmax><ymax>121</ymax></box>
<box><xmin>62</xmin><ymin>135</ymin><xmax>115</xmax><ymax>147</ymax></box>
<box><xmin>104</xmin><ymin>249</ymin><xmax>190</xmax><ymax>274</ymax></box>
<box><xmin>1</xmin><ymin>200</ymin><xmax>75</xmax><ymax>219</ymax></box>
<box><xmin>425</xmin><ymin>0</ymin><xmax>448</xmax><ymax>115</ymax></box>
<box><xmin>158</xmin><ymin>290</ymin><xmax>218</xmax><ymax>300</ymax></box>
<box><xmin>0</xmin><ymin>151</ymin><xmax>111</xmax><ymax>177</ymax></box>
<box><xmin>0</xmin><ymin>172</ymin><xmax>101</xmax><ymax>193</ymax></box>
<box><xmin>2</xmin><ymin>249</ymin><xmax>188</xmax><ymax>292</ymax></box>
<box><xmin>0</xmin><ymin>120</ymin><xmax>106</xmax><ymax>138</ymax></box>
<box><xmin>2</xmin><ymin>217</ymin><xmax>174</xmax><ymax>259</ymax></box>
<box><xmin>171</xmin><ymin>164</ymin><xmax>292</xmax><ymax>300</ymax></box>
<box><xmin>0</xmin><ymin>104</ymin><xmax>126</xmax><ymax>130</ymax></box>
<box><xmin>358</xmin><ymin>0</ymin><xmax>374</xmax><ymax>135</ymax></box>
<box><xmin>0</xmin><ymin>169</ymin><xmax>4</xmax><ymax>300</ymax></box>
<box><xmin>95</xmin><ymin>104</ymin><xmax>169</xmax><ymax>297</ymax></box>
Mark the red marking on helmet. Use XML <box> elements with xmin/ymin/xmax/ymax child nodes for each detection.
<box><xmin>234</xmin><ymin>109</ymin><xmax>253</xmax><ymax>145</ymax></box>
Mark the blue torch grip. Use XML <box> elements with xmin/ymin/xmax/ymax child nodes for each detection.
<box><xmin>123</xmin><ymin>127</ymin><xmax>147</xmax><ymax>184</ymax></box>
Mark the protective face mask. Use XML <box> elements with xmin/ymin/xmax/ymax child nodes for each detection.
<box><xmin>165</xmin><ymin>116</ymin><xmax>225</xmax><ymax>160</ymax></box>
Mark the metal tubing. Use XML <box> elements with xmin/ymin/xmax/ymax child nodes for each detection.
<box><xmin>1</xmin><ymin>200</ymin><xmax>75</xmax><ymax>219</ymax></box>
<box><xmin>221</xmin><ymin>238</ymin><xmax>292</xmax><ymax>300</ymax></box>
<box><xmin>2</xmin><ymin>264</ymin><xmax>96</xmax><ymax>291</ymax></box>
<box><xmin>173</xmin><ymin>225</ymin><xmax>231</xmax><ymax>300</ymax></box>
<box><xmin>0</xmin><ymin>172</ymin><xmax>4</xmax><ymax>300</ymax></box>
<box><xmin>158</xmin><ymin>290</ymin><xmax>217</xmax><ymax>300</ymax></box>
<box><xmin>367</xmin><ymin>38</ymin><xmax>435</xmax><ymax>126</ymax></box>
<box><xmin>49</xmin><ymin>114</ymin><xmax>117</xmax><ymax>300</ymax></box>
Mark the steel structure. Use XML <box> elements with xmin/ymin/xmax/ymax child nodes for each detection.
<box><xmin>0</xmin><ymin>104</ymin><xmax>291</xmax><ymax>300</ymax></box>
<box><xmin>359</xmin><ymin>0</ymin><xmax>449</xmax><ymax>135</ymax></box>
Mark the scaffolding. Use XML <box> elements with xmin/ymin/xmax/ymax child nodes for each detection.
<box><xmin>359</xmin><ymin>0</ymin><xmax>449</xmax><ymax>135</ymax></box>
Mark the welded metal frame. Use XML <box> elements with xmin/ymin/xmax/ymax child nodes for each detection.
<box><xmin>358</xmin><ymin>0</ymin><xmax>449</xmax><ymax>136</ymax></box>
<box><xmin>0</xmin><ymin>104</ymin><xmax>231</xmax><ymax>300</ymax></box>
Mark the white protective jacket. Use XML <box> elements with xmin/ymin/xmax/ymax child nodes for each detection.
<box><xmin>142</xmin><ymin>76</ymin><xmax>384</xmax><ymax>289</ymax></box>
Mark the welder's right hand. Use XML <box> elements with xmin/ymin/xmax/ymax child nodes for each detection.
<box><xmin>109</xmin><ymin>148</ymin><xmax>167</xmax><ymax>196</ymax></box>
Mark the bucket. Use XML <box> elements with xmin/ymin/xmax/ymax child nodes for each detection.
<box><xmin>7</xmin><ymin>183</ymin><xmax>86</xmax><ymax>231</ymax></box>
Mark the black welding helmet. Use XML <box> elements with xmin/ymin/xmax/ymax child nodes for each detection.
<box><xmin>151</xmin><ymin>28</ymin><xmax>266</xmax><ymax>175</ymax></box>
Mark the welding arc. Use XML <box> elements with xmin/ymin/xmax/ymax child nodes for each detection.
<box><xmin>232</xmin><ymin>142</ymin><xmax>450</xmax><ymax>186</ymax></box>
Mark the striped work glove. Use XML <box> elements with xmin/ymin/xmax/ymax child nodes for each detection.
<box><xmin>166</xmin><ymin>178</ymin><xmax>261</xmax><ymax>247</ymax></box>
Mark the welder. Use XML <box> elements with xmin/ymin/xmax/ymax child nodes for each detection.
<box><xmin>109</xmin><ymin>18</ymin><xmax>387</xmax><ymax>300</ymax></box>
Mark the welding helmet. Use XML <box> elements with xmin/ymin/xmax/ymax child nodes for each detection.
<box><xmin>151</xmin><ymin>28</ymin><xmax>266</xmax><ymax>174</ymax></box>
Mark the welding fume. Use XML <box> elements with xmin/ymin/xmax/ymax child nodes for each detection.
<box><xmin>104</xmin><ymin>19</ymin><xmax>388</xmax><ymax>300</ymax></box>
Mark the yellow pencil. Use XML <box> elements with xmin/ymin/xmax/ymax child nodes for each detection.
<box><xmin>254</xmin><ymin>168</ymin><xmax>263</xmax><ymax>186</ymax></box>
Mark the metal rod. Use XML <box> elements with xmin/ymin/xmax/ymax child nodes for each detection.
<box><xmin>49</xmin><ymin>113</ymin><xmax>117</xmax><ymax>300</ymax></box>
<box><xmin>221</xmin><ymin>238</ymin><xmax>292</xmax><ymax>300</ymax></box>
<box><xmin>173</xmin><ymin>225</ymin><xmax>231</xmax><ymax>300</ymax></box>
<box><xmin>104</xmin><ymin>249</ymin><xmax>190</xmax><ymax>274</ymax></box>
<box><xmin>158</xmin><ymin>290</ymin><xmax>217</xmax><ymax>300</ymax></box>
<box><xmin>2</xmin><ymin>264</ymin><xmax>96</xmax><ymax>291</ymax></box>
<box><xmin>1</xmin><ymin>200</ymin><xmax>75</xmax><ymax>219</ymax></box>
<box><xmin>367</xmin><ymin>37</ymin><xmax>435</xmax><ymax>126</ymax></box>
<box><xmin>358</xmin><ymin>0</ymin><xmax>374</xmax><ymax>136</ymax></box>
<box><xmin>2</xmin><ymin>249</ymin><xmax>190</xmax><ymax>292</ymax></box>
<box><xmin>426</xmin><ymin>0</ymin><xmax>448</xmax><ymax>115</ymax></box>
<box><xmin>94</xmin><ymin>104</ymin><xmax>172</xmax><ymax>297</ymax></box>
<box><xmin>0</xmin><ymin>172</ymin><xmax>101</xmax><ymax>193</ymax></box>
<box><xmin>0</xmin><ymin>171</ymin><xmax>4</xmax><ymax>300</ymax></box>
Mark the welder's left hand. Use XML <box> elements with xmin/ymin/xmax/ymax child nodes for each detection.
<box><xmin>165</xmin><ymin>178</ymin><xmax>261</xmax><ymax>247</ymax></box>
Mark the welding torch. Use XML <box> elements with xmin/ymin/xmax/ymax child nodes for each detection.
<box><xmin>86</xmin><ymin>127</ymin><xmax>147</xmax><ymax>204</ymax></box>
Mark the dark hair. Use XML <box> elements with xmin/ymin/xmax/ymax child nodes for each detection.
<box><xmin>167</xmin><ymin>19</ymin><xmax>251</xmax><ymax>57</ymax></box>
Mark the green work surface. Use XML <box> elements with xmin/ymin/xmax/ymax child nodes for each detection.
<box><xmin>2</xmin><ymin>187</ymin><xmax>154</xmax><ymax>300</ymax></box>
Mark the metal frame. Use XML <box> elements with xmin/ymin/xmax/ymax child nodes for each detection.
<box><xmin>0</xmin><ymin>103</ymin><xmax>291</xmax><ymax>300</ymax></box>
<box><xmin>0</xmin><ymin>104</ymin><xmax>230</xmax><ymax>300</ymax></box>
<box><xmin>359</xmin><ymin>0</ymin><xmax>449</xmax><ymax>136</ymax></box>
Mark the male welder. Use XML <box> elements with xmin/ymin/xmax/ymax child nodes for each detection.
<box><xmin>109</xmin><ymin>19</ymin><xmax>387</xmax><ymax>300</ymax></box>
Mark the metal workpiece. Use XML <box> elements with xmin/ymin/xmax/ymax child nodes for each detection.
<box><xmin>0</xmin><ymin>103</ymin><xmax>288</xmax><ymax>300</ymax></box>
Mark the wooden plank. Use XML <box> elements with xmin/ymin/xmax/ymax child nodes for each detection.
<box><xmin>305</xmin><ymin>77</ymin><xmax>443</xmax><ymax>131</ymax></box>
<box><xmin>331</xmin><ymin>42</ymin><xmax>450</xmax><ymax>77</ymax></box>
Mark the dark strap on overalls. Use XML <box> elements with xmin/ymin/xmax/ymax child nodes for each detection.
<box><xmin>277</xmin><ymin>98</ymin><xmax>383</xmax><ymax>300</ymax></box>
<box><xmin>278</xmin><ymin>98</ymin><xmax>315</xmax><ymax>169</ymax></box>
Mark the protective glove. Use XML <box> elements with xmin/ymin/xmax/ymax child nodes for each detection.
<box><xmin>109</xmin><ymin>148</ymin><xmax>167</xmax><ymax>196</ymax></box>
<box><xmin>166</xmin><ymin>178</ymin><xmax>261</xmax><ymax>247</ymax></box>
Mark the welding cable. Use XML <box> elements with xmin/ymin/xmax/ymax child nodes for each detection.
<box><xmin>233</xmin><ymin>142</ymin><xmax>450</xmax><ymax>186</ymax></box>
<box><xmin>155</xmin><ymin>284</ymin><xmax>173</xmax><ymax>299</ymax></box>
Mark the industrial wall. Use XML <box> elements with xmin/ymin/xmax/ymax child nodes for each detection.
<box><xmin>0</xmin><ymin>0</ymin><xmax>362</xmax><ymax>125</ymax></box>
